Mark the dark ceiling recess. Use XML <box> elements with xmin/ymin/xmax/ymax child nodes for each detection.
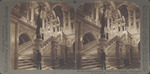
<box><xmin>83</xmin><ymin>3</ymin><xmax>94</xmax><ymax>15</ymax></box>
<box><xmin>70</xmin><ymin>8</ymin><xmax>75</xmax><ymax>20</ymax></box>
<box><xmin>118</xmin><ymin>5</ymin><xmax>128</xmax><ymax>27</ymax></box>
<box><xmin>19</xmin><ymin>33</ymin><xmax>30</xmax><ymax>45</ymax></box>
<box><xmin>53</xmin><ymin>6</ymin><xmax>63</xmax><ymax>27</ymax></box>
<box><xmin>83</xmin><ymin>33</ymin><xmax>95</xmax><ymax>45</ymax></box>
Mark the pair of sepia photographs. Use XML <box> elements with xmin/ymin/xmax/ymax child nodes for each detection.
<box><xmin>1</xmin><ymin>0</ymin><xmax>150</xmax><ymax>74</ymax></box>
<box><xmin>10</xmin><ymin>1</ymin><xmax>141</xmax><ymax>70</ymax></box>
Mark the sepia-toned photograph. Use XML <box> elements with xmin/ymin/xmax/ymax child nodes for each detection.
<box><xmin>10</xmin><ymin>1</ymin><xmax>140</xmax><ymax>70</ymax></box>
<box><xmin>10</xmin><ymin>1</ymin><xmax>75</xmax><ymax>70</ymax></box>
<box><xmin>75</xmin><ymin>1</ymin><xmax>140</xmax><ymax>70</ymax></box>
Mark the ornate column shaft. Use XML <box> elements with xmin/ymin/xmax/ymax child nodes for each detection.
<box><xmin>14</xmin><ymin>22</ymin><xmax>19</xmax><ymax>69</ymax></box>
<box><xmin>31</xmin><ymin>3</ymin><xmax>34</xmax><ymax>26</ymax></box>
<box><xmin>133</xmin><ymin>10</ymin><xmax>136</xmax><ymax>28</ymax></box>
<box><xmin>128</xmin><ymin>10</ymin><xmax>131</xmax><ymax>27</ymax></box>
<box><xmin>75</xmin><ymin>21</ymin><xmax>82</xmax><ymax>69</ymax></box>
<box><xmin>68</xmin><ymin>11</ymin><xmax>71</xmax><ymax>29</ymax></box>
<box><xmin>62</xmin><ymin>9</ymin><xmax>66</xmax><ymax>29</ymax></box>
<box><xmin>95</xmin><ymin>6</ymin><xmax>99</xmax><ymax>21</ymax></box>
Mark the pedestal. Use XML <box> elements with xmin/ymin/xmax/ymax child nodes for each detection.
<box><xmin>33</xmin><ymin>39</ymin><xmax>43</xmax><ymax>61</ymax></box>
<box><xmin>97</xmin><ymin>38</ymin><xmax>107</xmax><ymax>63</ymax></box>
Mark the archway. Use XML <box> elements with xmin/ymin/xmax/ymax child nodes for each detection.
<box><xmin>82</xmin><ymin>32</ymin><xmax>98</xmax><ymax>59</ymax></box>
<box><xmin>83</xmin><ymin>32</ymin><xmax>96</xmax><ymax>45</ymax></box>
<box><xmin>53</xmin><ymin>5</ymin><xmax>63</xmax><ymax>27</ymax></box>
<box><xmin>19</xmin><ymin>33</ymin><xmax>31</xmax><ymax>45</ymax></box>
<box><xmin>118</xmin><ymin>5</ymin><xmax>128</xmax><ymax>27</ymax></box>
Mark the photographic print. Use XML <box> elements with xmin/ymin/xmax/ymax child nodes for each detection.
<box><xmin>8</xmin><ymin>0</ymin><xmax>144</xmax><ymax>72</ymax></box>
<box><xmin>10</xmin><ymin>1</ymin><xmax>75</xmax><ymax>70</ymax></box>
<box><xmin>75</xmin><ymin>1</ymin><xmax>140</xmax><ymax>70</ymax></box>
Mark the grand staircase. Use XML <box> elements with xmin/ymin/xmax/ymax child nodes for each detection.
<box><xmin>18</xmin><ymin>56</ymin><xmax>52</xmax><ymax>70</ymax></box>
<box><xmin>81</xmin><ymin>34</ymin><xmax>125</xmax><ymax>70</ymax></box>
<box><xmin>81</xmin><ymin>58</ymin><xmax>100</xmax><ymax>70</ymax></box>
<box><xmin>81</xmin><ymin>57</ymin><xmax>117</xmax><ymax>70</ymax></box>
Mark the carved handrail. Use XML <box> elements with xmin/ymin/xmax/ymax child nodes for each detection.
<box><xmin>106</xmin><ymin>42</ymin><xmax>116</xmax><ymax>56</ymax></box>
<box><xmin>105</xmin><ymin>36</ymin><xmax>119</xmax><ymax>47</ymax></box>
<box><xmin>106</xmin><ymin>33</ymin><xmax>126</xmax><ymax>48</ymax></box>
<box><xmin>41</xmin><ymin>34</ymin><xmax>60</xmax><ymax>56</ymax></box>
<box><xmin>41</xmin><ymin>36</ymin><xmax>53</xmax><ymax>48</ymax></box>
<box><xmin>82</xmin><ymin>40</ymin><xmax>97</xmax><ymax>53</ymax></box>
<box><xmin>18</xmin><ymin>41</ymin><xmax>33</xmax><ymax>54</ymax></box>
<box><xmin>62</xmin><ymin>31</ymin><xmax>67</xmax><ymax>39</ymax></box>
<box><xmin>55</xmin><ymin>34</ymin><xmax>61</xmax><ymax>40</ymax></box>
<box><xmin>105</xmin><ymin>33</ymin><xmax>126</xmax><ymax>56</ymax></box>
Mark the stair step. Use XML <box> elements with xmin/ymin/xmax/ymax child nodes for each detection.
<box><xmin>82</xmin><ymin>67</ymin><xmax>101</xmax><ymax>70</ymax></box>
<box><xmin>22</xmin><ymin>67</ymin><xmax>37</xmax><ymax>70</ymax></box>
<box><xmin>18</xmin><ymin>61</ymin><xmax>35</xmax><ymax>64</ymax></box>
<box><xmin>106</xmin><ymin>67</ymin><xmax>117</xmax><ymax>70</ymax></box>
<box><xmin>82</xmin><ymin>59</ymin><xmax>97</xmax><ymax>63</ymax></box>
<box><xmin>82</xmin><ymin>64</ymin><xmax>100</xmax><ymax>69</ymax></box>
<box><xmin>82</xmin><ymin>61</ymin><xmax>100</xmax><ymax>66</ymax></box>
<box><xmin>18</xmin><ymin>63</ymin><xmax>36</xmax><ymax>67</ymax></box>
<box><xmin>18</xmin><ymin>65</ymin><xmax>37</xmax><ymax>69</ymax></box>
<box><xmin>18</xmin><ymin>59</ymin><xmax>34</xmax><ymax>62</ymax></box>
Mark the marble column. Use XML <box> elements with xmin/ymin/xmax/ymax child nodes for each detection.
<box><xmin>62</xmin><ymin>9</ymin><xmax>66</xmax><ymax>30</ymax></box>
<box><xmin>133</xmin><ymin>10</ymin><xmax>136</xmax><ymax>28</ymax></box>
<box><xmin>68</xmin><ymin>11</ymin><xmax>71</xmax><ymax>29</ymax></box>
<box><xmin>31</xmin><ymin>3</ymin><xmax>34</xmax><ymax>26</ymax></box>
<box><xmin>75</xmin><ymin>21</ymin><xmax>82</xmax><ymax>69</ymax></box>
<box><xmin>14</xmin><ymin>22</ymin><xmax>19</xmax><ymax>69</ymax></box>
<box><xmin>95</xmin><ymin>6</ymin><xmax>99</xmax><ymax>25</ymax></box>
<box><xmin>128</xmin><ymin>10</ymin><xmax>131</xmax><ymax>27</ymax></box>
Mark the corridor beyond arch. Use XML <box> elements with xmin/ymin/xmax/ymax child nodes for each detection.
<box><xmin>83</xmin><ymin>32</ymin><xmax>96</xmax><ymax>45</ymax></box>
<box><xmin>19</xmin><ymin>33</ymin><xmax>31</xmax><ymax>45</ymax></box>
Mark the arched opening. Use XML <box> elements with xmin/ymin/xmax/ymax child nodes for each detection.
<box><xmin>19</xmin><ymin>33</ymin><xmax>31</xmax><ymax>45</ymax></box>
<box><xmin>83</xmin><ymin>33</ymin><xmax>95</xmax><ymax>45</ymax></box>
<box><xmin>53</xmin><ymin>6</ymin><xmax>63</xmax><ymax>27</ymax></box>
<box><xmin>118</xmin><ymin>5</ymin><xmax>128</xmax><ymax>27</ymax></box>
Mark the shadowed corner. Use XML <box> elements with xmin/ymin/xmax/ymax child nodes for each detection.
<box><xmin>0</xmin><ymin>0</ymin><xmax>2</xmax><ymax>2</ymax></box>
<box><xmin>148</xmin><ymin>72</ymin><xmax>150</xmax><ymax>74</ymax></box>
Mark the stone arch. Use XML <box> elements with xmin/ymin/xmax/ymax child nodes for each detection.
<box><xmin>53</xmin><ymin>5</ymin><xmax>63</xmax><ymax>27</ymax></box>
<box><xmin>52</xmin><ymin>4</ymin><xmax>62</xmax><ymax>10</ymax></box>
<box><xmin>82</xmin><ymin>32</ymin><xmax>96</xmax><ymax>45</ymax></box>
<box><xmin>118</xmin><ymin>4</ymin><xmax>128</xmax><ymax>26</ymax></box>
<box><xmin>19</xmin><ymin>33</ymin><xmax>31</xmax><ymax>45</ymax></box>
